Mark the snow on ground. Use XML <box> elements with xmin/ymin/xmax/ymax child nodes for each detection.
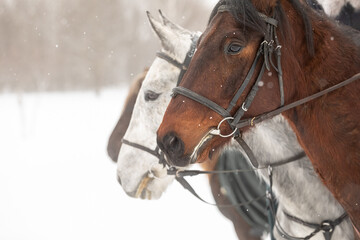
<box><xmin>0</xmin><ymin>88</ymin><xmax>237</xmax><ymax>240</ymax></box>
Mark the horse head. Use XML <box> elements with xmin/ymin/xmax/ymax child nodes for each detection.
<box><xmin>157</xmin><ymin>0</ymin><xmax>360</xmax><ymax>235</ymax></box>
<box><xmin>157</xmin><ymin>0</ymin><xmax>359</xmax><ymax>167</ymax></box>
<box><xmin>117</xmin><ymin>10</ymin><xmax>201</xmax><ymax>199</ymax></box>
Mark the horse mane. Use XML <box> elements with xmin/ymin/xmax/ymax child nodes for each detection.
<box><xmin>208</xmin><ymin>0</ymin><xmax>315</xmax><ymax>56</ymax></box>
<box><xmin>208</xmin><ymin>0</ymin><xmax>267</xmax><ymax>34</ymax></box>
<box><xmin>288</xmin><ymin>0</ymin><xmax>315</xmax><ymax>56</ymax></box>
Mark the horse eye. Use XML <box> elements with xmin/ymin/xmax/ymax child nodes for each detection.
<box><xmin>144</xmin><ymin>90</ymin><xmax>161</xmax><ymax>101</ymax></box>
<box><xmin>226</xmin><ymin>43</ymin><xmax>243</xmax><ymax>55</ymax></box>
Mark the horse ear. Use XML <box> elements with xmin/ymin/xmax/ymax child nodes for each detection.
<box><xmin>146</xmin><ymin>11</ymin><xmax>177</xmax><ymax>53</ymax></box>
<box><xmin>158</xmin><ymin>10</ymin><xmax>185</xmax><ymax>32</ymax></box>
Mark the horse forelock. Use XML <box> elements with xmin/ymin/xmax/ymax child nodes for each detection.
<box><xmin>209</xmin><ymin>0</ymin><xmax>315</xmax><ymax>56</ymax></box>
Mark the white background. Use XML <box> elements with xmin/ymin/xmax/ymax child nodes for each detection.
<box><xmin>0</xmin><ymin>89</ymin><xmax>238</xmax><ymax>240</ymax></box>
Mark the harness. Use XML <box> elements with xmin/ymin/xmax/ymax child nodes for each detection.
<box><xmin>166</xmin><ymin>5</ymin><xmax>356</xmax><ymax>240</ymax></box>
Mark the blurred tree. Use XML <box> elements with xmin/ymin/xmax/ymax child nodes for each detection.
<box><xmin>0</xmin><ymin>0</ymin><xmax>213</xmax><ymax>92</ymax></box>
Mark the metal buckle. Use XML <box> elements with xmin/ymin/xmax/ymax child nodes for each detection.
<box><xmin>210</xmin><ymin>117</ymin><xmax>238</xmax><ymax>138</ymax></box>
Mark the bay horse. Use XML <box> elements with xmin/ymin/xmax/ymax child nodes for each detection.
<box><xmin>112</xmin><ymin>11</ymin><xmax>268</xmax><ymax>239</ymax></box>
<box><xmin>157</xmin><ymin>0</ymin><xmax>360</xmax><ymax>238</ymax></box>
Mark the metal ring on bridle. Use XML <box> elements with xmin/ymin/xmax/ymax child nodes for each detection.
<box><xmin>216</xmin><ymin>117</ymin><xmax>238</xmax><ymax>138</ymax></box>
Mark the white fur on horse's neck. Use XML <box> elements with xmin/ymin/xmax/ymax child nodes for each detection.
<box><xmin>317</xmin><ymin>0</ymin><xmax>360</xmax><ymax>17</ymax></box>
<box><xmin>117</xmin><ymin>12</ymin><xmax>200</xmax><ymax>199</ymax></box>
<box><xmin>232</xmin><ymin>116</ymin><xmax>353</xmax><ymax>239</ymax></box>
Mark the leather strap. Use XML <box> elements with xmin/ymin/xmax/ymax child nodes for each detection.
<box><xmin>156</xmin><ymin>51</ymin><xmax>185</xmax><ymax>70</ymax></box>
<box><xmin>172</xmin><ymin>86</ymin><xmax>231</xmax><ymax>118</ymax></box>
<box><xmin>234</xmin><ymin>136</ymin><xmax>260</xmax><ymax>168</ymax></box>
<box><xmin>168</xmin><ymin>151</ymin><xmax>306</xmax><ymax>177</ymax></box>
<box><xmin>121</xmin><ymin>138</ymin><xmax>166</xmax><ymax>166</ymax></box>
<box><xmin>276</xmin><ymin>211</ymin><xmax>348</xmax><ymax>240</ymax></box>
<box><xmin>177</xmin><ymin>34</ymin><xmax>199</xmax><ymax>86</ymax></box>
<box><xmin>175</xmin><ymin>175</ymin><xmax>266</xmax><ymax>208</ymax></box>
<box><xmin>235</xmin><ymin>72</ymin><xmax>360</xmax><ymax>129</ymax></box>
<box><xmin>226</xmin><ymin>44</ymin><xmax>264</xmax><ymax>112</ymax></box>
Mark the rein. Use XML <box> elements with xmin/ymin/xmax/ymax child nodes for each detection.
<box><xmin>167</xmin><ymin>151</ymin><xmax>306</xmax><ymax>207</ymax></box>
<box><xmin>276</xmin><ymin>211</ymin><xmax>348</xmax><ymax>240</ymax></box>
<box><xmin>121</xmin><ymin>139</ymin><xmax>166</xmax><ymax>167</ymax></box>
<box><xmin>235</xmin><ymin>72</ymin><xmax>360</xmax><ymax>130</ymax></box>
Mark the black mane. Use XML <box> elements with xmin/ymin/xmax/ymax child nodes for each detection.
<box><xmin>208</xmin><ymin>0</ymin><xmax>267</xmax><ymax>34</ymax></box>
<box><xmin>208</xmin><ymin>0</ymin><xmax>314</xmax><ymax>56</ymax></box>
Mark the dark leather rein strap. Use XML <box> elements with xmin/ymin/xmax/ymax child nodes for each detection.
<box><xmin>235</xmin><ymin>72</ymin><xmax>360</xmax><ymax>129</ymax></box>
<box><xmin>175</xmin><ymin>175</ymin><xmax>266</xmax><ymax>208</ymax></box>
<box><xmin>168</xmin><ymin>151</ymin><xmax>306</xmax><ymax>177</ymax></box>
<box><xmin>121</xmin><ymin>138</ymin><xmax>166</xmax><ymax>167</ymax></box>
<box><xmin>168</xmin><ymin>151</ymin><xmax>306</xmax><ymax>208</ymax></box>
<box><xmin>276</xmin><ymin>211</ymin><xmax>348</xmax><ymax>240</ymax></box>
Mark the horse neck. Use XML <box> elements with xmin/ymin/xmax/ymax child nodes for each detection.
<box><xmin>285</xmin><ymin>19</ymin><xmax>360</xmax><ymax>100</ymax></box>
<box><xmin>239</xmin><ymin>115</ymin><xmax>345</xmax><ymax>219</ymax></box>
<box><xmin>280</xmin><ymin>15</ymin><xmax>360</xmax><ymax>229</ymax></box>
<box><xmin>282</xmin><ymin>17</ymin><xmax>360</xmax><ymax>155</ymax></box>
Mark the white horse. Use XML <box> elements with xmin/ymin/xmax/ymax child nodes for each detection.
<box><xmin>116</xmin><ymin>12</ymin><xmax>201</xmax><ymax>200</ymax></box>
<box><xmin>115</xmin><ymin>4</ymin><xmax>355</xmax><ymax>240</ymax></box>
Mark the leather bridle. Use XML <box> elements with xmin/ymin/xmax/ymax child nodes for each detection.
<box><xmin>172</xmin><ymin>8</ymin><xmax>285</xmax><ymax>136</ymax></box>
<box><xmin>166</xmin><ymin>5</ymin><xmax>356</xmax><ymax>240</ymax></box>
<box><xmin>171</xmin><ymin>6</ymin><xmax>360</xmax><ymax>167</ymax></box>
<box><xmin>121</xmin><ymin>138</ymin><xmax>166</xmax><ymax>167</ymax></box>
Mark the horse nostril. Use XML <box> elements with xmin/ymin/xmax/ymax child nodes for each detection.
<box><xmin>161</xmin><ymin>132</ymin><xmax>184</xmax><ymax>159</ymax></box>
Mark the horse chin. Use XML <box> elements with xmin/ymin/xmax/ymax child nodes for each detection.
<box><xmin>135</xmin><ymin>175</ymin><xmax>153</xmax><ymax>199</ymax></box>
<box><xmin>131</xmin><ymin>167</ymin><xmax>174</xmax><ymax>200</ymax></box>
<box><xmin>129</xmin><ymin>177</ymin><xmax>165</xmax><ymax>200</ymax></box>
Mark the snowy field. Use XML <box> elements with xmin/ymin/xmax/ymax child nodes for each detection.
<box><xmin>0</xmin><ymin>88</ymin><xmax>237</xmax><ymax>240</ymax></box>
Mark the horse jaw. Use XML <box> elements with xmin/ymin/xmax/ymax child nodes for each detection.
<box><xmin>117</xmin><ymin>142</ymin><xmax>174</xmax><ymax>200</ymax></box>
